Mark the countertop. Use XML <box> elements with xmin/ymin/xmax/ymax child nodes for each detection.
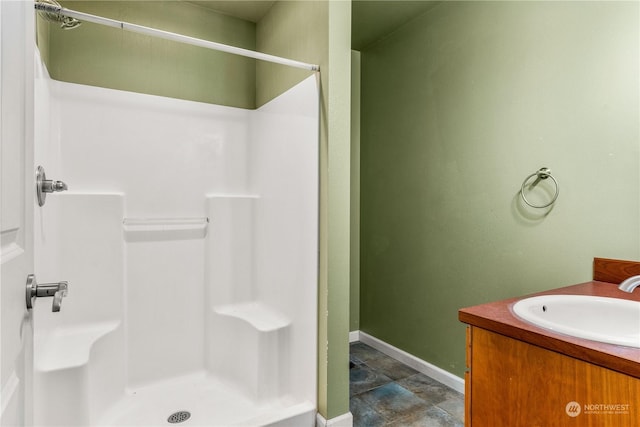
<box><xmin>459</xmin><ymin>280</ymin><xmax>640</xmax><ymax>378</ymax></box>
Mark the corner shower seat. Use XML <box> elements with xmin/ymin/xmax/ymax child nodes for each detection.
<box><xmin>34</xmin><ymin>321</ymin><xmax>124</xmax><ymax>426</ymax></box>
<box><xmin>214</xmin><ymin>301</ymin><xmax>290</xmax><ymax>332</ymax></box>
<box><xmin>210</xmin><ymin>302</ymin><xmax>292</xmax><ymax>403</ymax></box>
<box><xmin>35</xmin><ymin>320</ymin><xmax>120</xmax><ymax>371</ymax></box>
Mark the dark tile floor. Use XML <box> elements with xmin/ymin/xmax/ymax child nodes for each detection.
<box><xmin>350</xmin><ymin>342</ymin><xmax>464</xmax><ymax>427</ymax></box>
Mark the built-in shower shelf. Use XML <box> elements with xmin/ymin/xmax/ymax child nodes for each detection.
<box><xmin>123</xmin><ymin>217</ymin><xmax>208</xmax><ymax>241</ymax></box>
<box><xmin>214</xmin><ymin>302</ymin><xmax>290</xmax><ymax>332</ymax></box>
<box><xmin>35</xmin><ymin>321</ymin><xmax>120</xmax><ymax>372</ymax></box>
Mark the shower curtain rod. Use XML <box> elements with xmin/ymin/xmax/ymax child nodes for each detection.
<box><xmin>34</xmin><ymin>2</ymin><xmax>320</xmax><ymax>72</ymax></box>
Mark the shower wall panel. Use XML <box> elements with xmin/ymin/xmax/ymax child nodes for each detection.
<box><xmin>34</xmin><ymin>194</ymin><xmax>125</xmax><ymax>328</ymax></box>
<box><xmin>126</xmin><ymin>237</ymin><xmax>206</xmax><ymax>386</ymax></box>
<box><xmin>50</xmin><ymin>80</ymin><xmax>251</xmax><ymax>217</ymax></box>
<box><xmin>47</xmin><ymin>78</ymin><xmax>253</xmax><ymax>387</ymax></box>
<box><xmin>249</xmin><ymin>76</ymin><xmax>319</xmax><ymax>403</ymax></box>
<box><xmin>33</xmin><ymin>193</ymin><xmax>125</xmax><ymax>427</ymax></box>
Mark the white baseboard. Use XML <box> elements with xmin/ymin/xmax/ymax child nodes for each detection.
<box><xmin>348</xmin><ymin>330</ymin><xmax>360</xmax><ymax>343</ymax></box>
<box><xmin>356</xmin><ymin>331</ymin><xmax>465</xmax><ymax>394</ymax></box>
<box><xmin>316</xmin><ymin>411</ymin><xmax>353</xmax><ymax>427</ymax></box>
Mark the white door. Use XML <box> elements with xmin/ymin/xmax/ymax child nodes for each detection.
<box><xmin>1</xmin><ymin>1</ymin><xmax>35</xmax><ymax>426</ymax></box>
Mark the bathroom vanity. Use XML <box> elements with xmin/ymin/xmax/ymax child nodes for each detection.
<box><xmin>459</xmin><ymin>258</ymin><xmax>640</xmax><ymax>427</ymax></box>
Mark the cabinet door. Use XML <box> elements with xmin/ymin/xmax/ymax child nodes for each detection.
<box><xmin>470</xmin><ymin>327</ymin><xmax>640</xmax><ymax>427</ymax></box>
<box><xmin>465</xmin><ymin>326</ymin><xmax>471</xmax><ymax>426</ymax></box>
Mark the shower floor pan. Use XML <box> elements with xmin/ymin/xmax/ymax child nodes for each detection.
<box><xmin>96</xmin><ymin>371</ymin><xmax>315</xmax><ymax>426</ymax></box>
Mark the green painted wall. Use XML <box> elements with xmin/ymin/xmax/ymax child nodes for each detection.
<box><xmin>257</xmin><ymin>1</ymin><xmax>352</xmax><ymax>420</ymax></box>
<box><xmin>255</xmin><ymin>1</ymin><xmax>323</xmax><ymax>107</ymax></box>
<box><xmin>360</xmin><ymin>1</ymin><xmax>639</xmax><ymax>378</ymax></box>
<box><xmin>39</xmin><ymin>1</ymin><xmax>256</xmax><ymax>108</ymax></box>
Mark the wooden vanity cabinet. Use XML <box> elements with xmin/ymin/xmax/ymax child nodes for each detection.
<box><xmin>465</xmin><ymin>326</ymin><xmax>640</xmax><ymax>427</ymax></box>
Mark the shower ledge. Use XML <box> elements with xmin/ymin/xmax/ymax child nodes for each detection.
<box><xmin>122</xmin><ymin>217</ymin><xmax>208</xmax><ymax>241</ymax></box>
<box><xmin>35</xmin><ymin>321</ymin><xmax>120</xmax><ymax>372</ymax></box>
<box><xmin>214</xmin><ymin>302</ymin><xmax>290</xmax><ymax>332</ymax></box>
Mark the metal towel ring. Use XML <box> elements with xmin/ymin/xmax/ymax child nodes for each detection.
<box><xmin>520</xmin><ymin>167</ymin><xmax>559</xmax><ymax>209</ymax></box>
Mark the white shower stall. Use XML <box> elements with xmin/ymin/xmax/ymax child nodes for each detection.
<box><xmin>33</xmin><ymin>49</ymin><xmax>319</xmax><ymax>426</ymax></box>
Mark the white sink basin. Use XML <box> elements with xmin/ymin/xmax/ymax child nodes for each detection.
<box><xmin>512</xmin><ymin>295</ymin><xmax>640</xmax><ymax>348</ymax></box>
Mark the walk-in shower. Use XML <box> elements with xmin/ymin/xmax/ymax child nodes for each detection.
<box><xmin>32</xmin><ymin>3</ymin><xmax>320</xmax><ymax>426</ymax></box>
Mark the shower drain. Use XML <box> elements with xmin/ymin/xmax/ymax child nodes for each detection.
<box><xmin>167</xmin><ymin>411</ymin><xmax>191</xmax><ymax>424</ymax></box>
